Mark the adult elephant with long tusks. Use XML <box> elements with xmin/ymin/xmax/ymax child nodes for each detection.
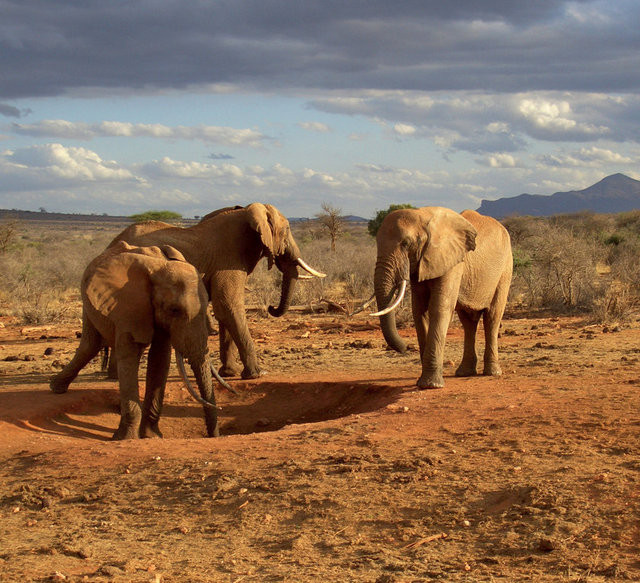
<box><xmin>50</xmin><ymin>242</ymin><xmax>226</xmax><ymax>439</ymax></box>
<box><xmin>371</xmin><ymin>207</ymin><xmax>512</xmax><ymax>390</ymax></box>
<box><xmin>108</xmin><ymin>203</ymin><xmax>325</xmax><ymax>380</ymax></box>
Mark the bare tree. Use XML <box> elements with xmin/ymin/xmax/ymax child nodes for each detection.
<box><xmin>316</xmin><ymin>202</ymin><xmax>344</xmax><ymax>253</ymax></box>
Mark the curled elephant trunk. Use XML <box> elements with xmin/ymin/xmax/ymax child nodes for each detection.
<box><xmin>268</xmin><ymin>257</ymin><xmax>326</xmax><ymax>318</ymax></box>
<box><xmin>374</xmin><ymin>262</ymin><xmax>408</xmax><ymax>354</ymax></box>
<box><xmin>268</xmin><ymin>262</ymin><xmax>298</xmax><ymax>318</ymax></box>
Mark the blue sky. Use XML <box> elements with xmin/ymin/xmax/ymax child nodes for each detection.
<box><xmin>1</xmin><ymin>0</ymin><xmax>640</xmax><ymax>218</ymax></box>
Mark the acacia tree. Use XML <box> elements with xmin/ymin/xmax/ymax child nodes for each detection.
<box><xmin>316</xmin><ymin>202</ymin><xmax>344</xmax><ymax>252</ymax></box>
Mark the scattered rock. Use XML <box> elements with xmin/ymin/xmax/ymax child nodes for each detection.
<box><xmin>99</xmin><ymin>565</ymin><xmax>125</xmax><ymax>577</ymax></box>
<box><xmin>538</xmin><ymin>536</ymin><xmax>557</xmax><ymax>552</ymax></box>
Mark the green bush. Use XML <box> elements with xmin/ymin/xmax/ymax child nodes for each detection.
<box><xmin>130</xmin><ymin>210</ymin><xmax>182</xmax><ymax>223</ymax></box>
<box><xmin>367</xmin><ymin>204</ymin><xmax>416</xmax><ymax>237</ymax></box>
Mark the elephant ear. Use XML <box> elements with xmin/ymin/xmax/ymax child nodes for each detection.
<box><xmin>417</xmin><ymin>208</ymin><xmax>477</xmax><ymax>281</ymax></box>
<box><xmin>85</xmin><ymin>253</ymin><xmax>155</xmax><ymax>345</ymax></box>
<box><xmin>246</xmin><ymin>203</ymin><xmax>288</xmax><ymax>267</ymax></box>
<box><xmin>159</xmin><ymin>245</ymin><xmax>187</xmax><ymax>262</ymax></box>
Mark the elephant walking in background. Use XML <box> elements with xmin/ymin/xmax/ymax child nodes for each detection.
<box><xmin>372</xmin><ymin>207</ymin><xmax>512</xmax><ymax>389</ymax></box>
<box><xmin>108</xmin><ymin>203</ymin><xmax>324</xmax><ymax>380</ymax></box>
<box><xmin>50</xmin><ymin>242</ymin><xmax>220</xmax><ymax>440</ymax></box>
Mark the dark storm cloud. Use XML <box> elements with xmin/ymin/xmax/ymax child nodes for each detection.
<box><xmin>0</xmin><ymin>103</ymin><xmax>28</xmax><ymax>117</ymax></box>
<box><xmin>1</xmin><ymin>0</ymin><xmax>638</xmax><ymax>99</ymax></box>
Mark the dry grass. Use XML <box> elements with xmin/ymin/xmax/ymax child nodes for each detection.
<box><xmin>2</xmin><ymin>213</ymin><xmax>639</xmax><ymax>325</ymax></box>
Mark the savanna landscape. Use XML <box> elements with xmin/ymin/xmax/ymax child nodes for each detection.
<box><xmin>0</xmin><ymin>210</ymin><xmax>639</xmax><ymax>582</ymax></box>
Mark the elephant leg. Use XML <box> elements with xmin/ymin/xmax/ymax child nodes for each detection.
<box><xmin>139</xmin><ymin>333</ymin><xmax>171</xmax><ymax>439</ymax></box>
<box><xmin>112</xmin><ymin>337</ymin><xmax>143</xmax><ymax>440</ymax></box>
<box><xmin>226</xmin><ymin>314</ymin><xmax>261</xmax><ymax>379</ymax></box>
<box><xmin>482</xmin><ymin>275</ymin><xmax>510</xmax><ymax>376</ymax></box>
<box><xmin>417</xmin><ymin>272</ymin><xmax>462</xmax><ymax>390</ymax></box>
<box><xmin>211</xmin><ymin>276</ymin><xmax>261</xmax><ymax>380</ymax></box>
<box><xmin>217</xmin><ymin>322</ymin><xmax>243</xmax><ymax>377</ymax></box>
<box><xmin>455</xmin><ymin>308</ymin><xmax>481</xmax><ymax>377</ymax></box>
<box><xmin>50</xmin><ymin>314</ymin><xmax>103</xmax><ymax>393</ymax></box>
<box><xmin>411</xmin><ymin>281</ymin><xmax>430</xmax><ymax>361</ymax></box>
<box><xmin>106</xmin><ymin>352</ymin><xmax>119</xmax><ymax>379</ymax></box>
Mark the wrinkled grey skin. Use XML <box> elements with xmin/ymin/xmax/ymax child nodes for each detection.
<box><xmin>108</xmin><ymin>203</ymin><xmax>309</xmax><ymax>380</ymax></box>
<box><xmin>50</xmin><ymin>242</ymin><xmax>218</xmax><ymax>440</ymax></box>
<box><xmin>374</xmin><ymin>207</ymin><xmax>512</xmax><ymax>389</ymax></box>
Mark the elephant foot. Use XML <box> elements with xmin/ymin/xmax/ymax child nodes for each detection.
<box><xmin>49</xmin><ymin>377</ymin><xmax>70</xmax><ymax>394</ymax></box>
<box><xmin>218</xmin><ymin>364</ymin><xmax>243</xmax><ymax>378</ymax></box>
<box><xmin>206</xmin><ymin>423</ymin><xmax>221</xmax><ymax>438</ymax></box>
<box><xmin>139</xmin><ymin>422</ymin><xmax>163</xmax><ymax>439</ymax></box>
<box><xmin>111</xmin><ymin>427</ymin><xmax>139</xmax><ymax>440</ymax></box>
<box><xmin>455</xmin><ymin>364</ymin><xmax>478</xmax><ymax>377</ymax></box>
<box><xmin>241</xmin><ymin>367</ymin><xmax>264</xmax><ymax>380</ymax></box>
<box><xmin>111</xmin><ymin>422</ymin><xmax>140</xmax><ymax>440</ymax></box>
<box><xmin>417</xmin><ymin>372</ymin><xmax>445</xmax><ymax>390</ymax></box>
<box><xmin>483</xmin><ymin>363</ymin><xmax>503</xmax><ymax>377</ymax></box>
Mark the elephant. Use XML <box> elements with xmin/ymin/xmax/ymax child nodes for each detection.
<box><xmin>371</xmin><ymin>207</ymin><xmax>512</xmax><ymax>389</ymax></box>
<box><xmin>107</xmin><ymin>203</ymin><xmax>324</xmax><ymax>380</ymax></box>
<box><xmin>50</xmin><ymin>241</ymin><xmax>221</xmax><ymax>440</ymax></box>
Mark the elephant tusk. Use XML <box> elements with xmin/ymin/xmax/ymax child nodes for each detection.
<box><xmin>369</xmin><ymin>279</ymin><xmax>408</xmax><ymax>317</ymax></box>
<box><xmin>297</xmin><ymin>273</ymin><xmax>314</xmax><ymax>280</ymax></box>
<box><xmin>209</xmin><ymin>360</ymin><xmax>239</xmax><ymax>395</ymax></box>
<box><xmin>175</xmin><ymin>352</ymin><xmax>218</xmax><ymax>408</ymax></box>
<box><xmin>296</xmin><ymin>258</ymin><xmax>326</xmax><ymax>278</ymax></box>
<box><xmin>348</xmin><ymin>293</ymin><xmax>376</xmax><ymax>317</ymax></box>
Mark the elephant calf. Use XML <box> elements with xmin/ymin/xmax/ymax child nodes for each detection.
<box><xmin>50</xmin><ymin>241</ymin><xmax>219</xmax><ymax>440</ymax></box>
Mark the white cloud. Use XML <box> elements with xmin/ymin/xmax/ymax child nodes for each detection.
<box><xmin>482</xmin><ymin>153</ymin><xmax>519</xmax><ymax>168</ymax></box>
<box><xmin>2</xmin><ymin>143</ymin><xmax>137</xmax><ymax>185</ymax></box>
<box><xmin>393</xmin><ymin>123</ymin><xmax>416</xmax><ymax>136</ymax></box>
<box><xmin>297</xmin><ymin>121</ymin><xmax>331</xmax><ymax>133</ymax></box>
<box><xmin>11</xmin><ymin>120</ymin><xmax>268</xmax><ymax>147</ymax></box>
<box><xmin>517</xmin><ymin>97</ymin><xmax>609</xmax><ymax>139</ymax></box>
<box><xmin>538</xmin><ymin>146</ymin><xmax>634</xmax><ymax>168</ymax></box>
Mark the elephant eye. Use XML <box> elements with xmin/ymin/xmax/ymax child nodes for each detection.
<box><xmin>168</xmin><ymin>305</ymin><xmax>183</xmax><ymax>317</ymax></box>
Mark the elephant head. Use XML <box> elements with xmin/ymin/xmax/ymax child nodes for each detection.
<box><xmin>246</xmin><ymin>202</ymin><xmax>325</xmax><ymax>317</ymax></box>
<box><xmin>373</xmin><ymin>207</ymin><xmax>477</xmax><ymax>353</ymax></box>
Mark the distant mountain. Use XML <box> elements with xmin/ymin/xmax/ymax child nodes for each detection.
<box><xmin>477</xmin><ymin>174</ymin><xmax>640</xmax><ymax>218</ymax></box>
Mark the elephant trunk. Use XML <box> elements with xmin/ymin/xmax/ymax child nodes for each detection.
<box><xmin>374</xmin><ymin>258</ymin><xmax>408</xmax><ymax>354</ymax></box>
<box><xmin>268</xmin><ymin>261</ymin><xmax>298</xmax><ymax>318</ymax></box>
<box><xmin>176</xmin><ymin>353</ymin><xmax>219</xmax><ymax>437</ymax></box>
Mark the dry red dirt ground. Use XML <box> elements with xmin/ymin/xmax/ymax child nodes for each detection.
<box><xmin>0</xmin><ymin>310</ymin><xmax>639</xmax><ymax>582</ymax></box>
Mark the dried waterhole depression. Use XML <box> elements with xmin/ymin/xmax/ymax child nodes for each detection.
<box><xmin>7</xmin><ymin>374</ymin><xmax>404</xmax><ymax>440</ymax></box>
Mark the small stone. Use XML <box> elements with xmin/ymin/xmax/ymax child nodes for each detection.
<box><xmin>100</xmin><ymin>565</ymin><xmax>125</xmax><ymax>576</ymax></box>
<box><xmin>538</xmin><ymin>537</ymin><xmax>556</xmax><ymax>552</ymax></box>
